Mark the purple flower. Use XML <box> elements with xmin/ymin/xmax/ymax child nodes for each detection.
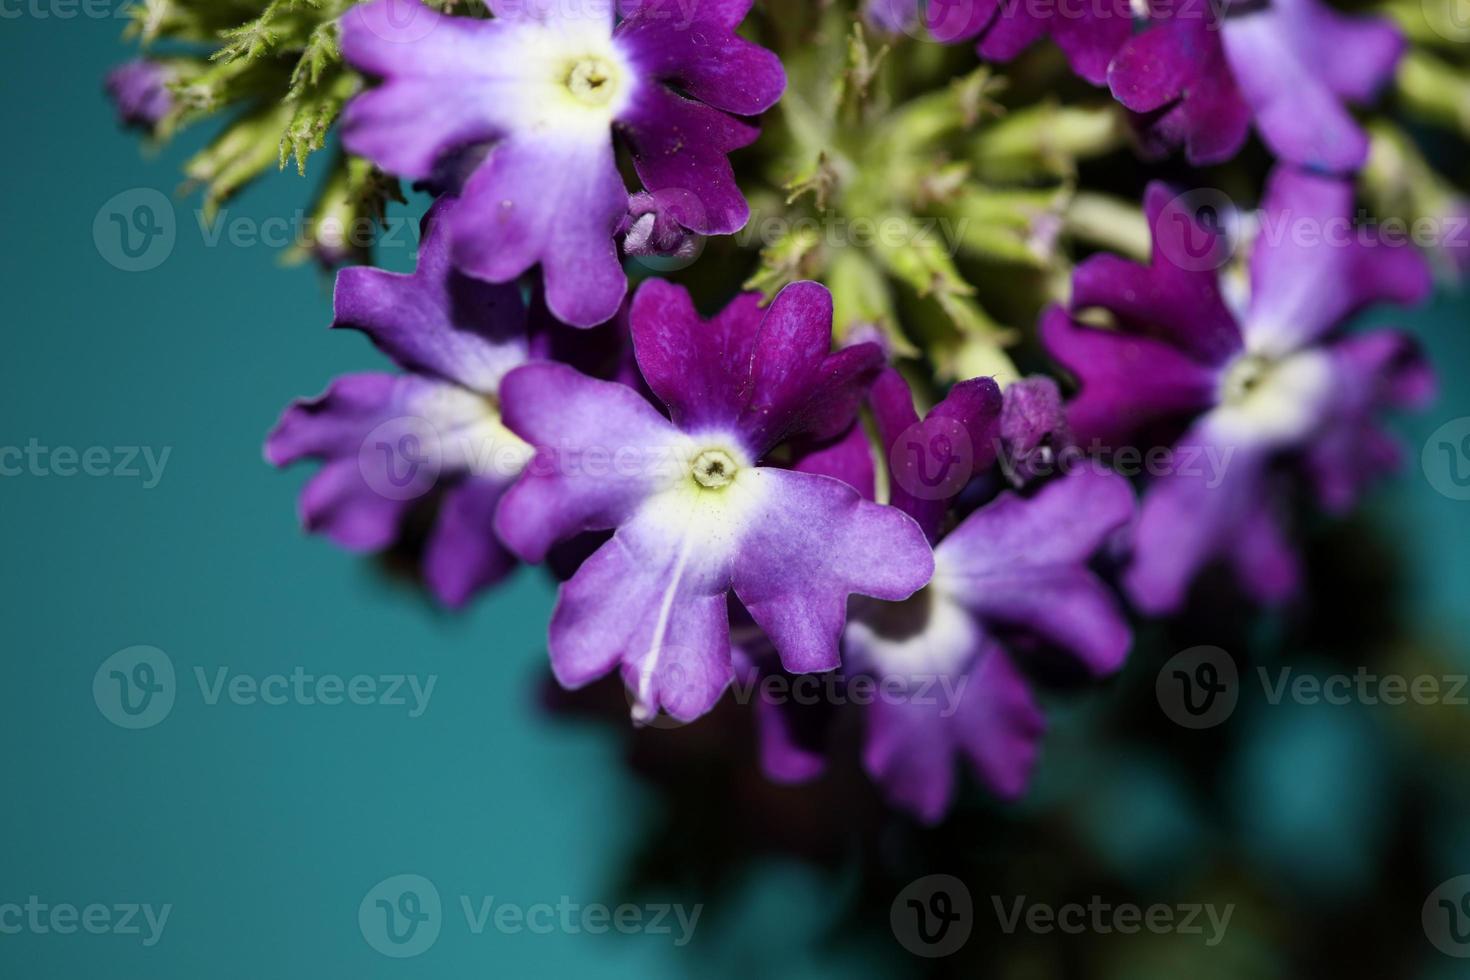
<box><xmin>105</xmin><ymin>60</ymin><xmax>174</xmax><ymax>130</ymax></box>
<box><xmin>619</xmin><ymin>190</ymin><xmax>700</xmax><ymax>263</ymax></box>
<box><xmin>863</xmin><ymin>0</ymin><xmax>922</xmax><ymax>36</ymax></box>
<box><xmin>922</xmin><ymin>0</ymin><xmax>1134</xmax><ymax>86</ymax></box>
<box><xmin>997</xmin><ymin>375</ymin><xmax>1072</xmax><ymax>486</ymax></box>
<box><xmin>755</xmin><ymin>370</ymin><xmax>1134</xmax><ymax>823</ymax></box>
<box><xmin>1043</xmin><ymin>168</ymin><xmax>1434</xmax><ymax>614</ymax></box>
<box><xmin>266</xmin><ymin>199</ymin><xmax>541</xmax><ymax>608</ymax></box>
<box><xmin>492</xmin><ymin>281</ymin><xmax>935</xmax><ymax>723</ymax></box>
<box><xmin>1108</xmin><ymin>0</ymin><xmax>1405</xmax><ymax>172</ymax></box>
<box><xmin>338</xmin><ymin>0</ymin><xmax>785</xmax><ymax>327</ymax></box>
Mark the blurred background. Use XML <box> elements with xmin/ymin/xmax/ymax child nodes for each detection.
<box><xmin>4</xmin><ymin>10</ymin><xmax>1470</xmax><ymax>980</ymax></box>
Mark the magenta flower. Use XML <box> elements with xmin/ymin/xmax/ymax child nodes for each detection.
<box><xmin>1109</xmin><ymin>0</ymin><xmax>1405</xmax><ymax>171</ymax></box>
<box><xmin>492</xmin><ymin>281</ymin><xmax>935</xmax><ymax>723</ymax></box>
<box><xmin>338</xmin><ymin>0</ymin><xmax>785</xmax><ymax>327</ymax></box>
<box><xmin>1043</xmin><ymin>168</ymin><xmax>1434</xmax><ymax>614</ymax></box>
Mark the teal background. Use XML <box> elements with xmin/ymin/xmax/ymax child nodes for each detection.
<box><xmin>1</xmin><ymin>12</ymin><xmax>887</xmax><ymax>980</ymax></box>
<box><xmin>3</xmin><ymin>10</ymin><xmax>1470</xmax><ymax>980</ymax></box>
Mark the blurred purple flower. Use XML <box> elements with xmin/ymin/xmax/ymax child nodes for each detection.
<box><xmin>1043</xmin><ymin>168</ymin><xmax>1434</xmax><ymax>614</ymax></box>
<box><xmin>1109</xmin><ymin>0</ymin><xmax>1404</xmax><ymax>171</ymax></box>
<box><xmin>105</xmin><ymin>60</ymin><xmax>174</xmax><ymax>130</ymax></box>
<box><xmin>266</xmin><ymin>199</ymin><xmax>621</xmax><ymax>607</ymax></box>
<box><xmin>925</xmin><ymin>0</ymin><xmax>1133</xmax><ymax>86</ymax></box>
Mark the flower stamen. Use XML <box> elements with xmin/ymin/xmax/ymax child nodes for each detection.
<box><xmin>565</xmin><ymin>56</ymin><xmax>619</xmax><ymax>107</ymax></box>
<box><xmin>691</xmin><ymin>449</ymin><xmax>738</xmax><ymax>490</ymax></box>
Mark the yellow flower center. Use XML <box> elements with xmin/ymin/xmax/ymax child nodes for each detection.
<box><xmin>564</xmin><ymin>56</ymin><xmax>620</xmax><ymax>107</ymax></box>
<box><xmin>691</xmin><ymin>449</ymin><xmax>738</xmax><ymax>490</ymax></box>
<box><xmin>1220</xmin><ymin>353</ymin><xmax>1274</xmax><ymax>406</ymax></box>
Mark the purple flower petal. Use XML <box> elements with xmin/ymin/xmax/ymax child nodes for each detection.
<box><xmin>1225</xmin><ymin>490</ymin><xmax>1301</xmax><ymax>605</ymax></box>
<box><xmin>495</xmin><ymin>362</ymin><xmax>684</xmax><ymax>563</ymax></box>
<box><xmin>105</xmin><ymin>60</ymin><xmax>173</xmax><ymax>129</ymax></box>
<box><xmin>936</xmin><ymin>467</ymin><xmax>1135</xmax><ymax>675</ymax></box>
<box><xmin>1305</xmin><ymin>330</ymin><xmax>1435</xmax><ymax>513</ymax></box>
<box><xmin>736</xmin><ymin>642</ymin><xmax>832</xmax><ymax>783</ymax></box>
<box><xmin>1221</xmin><ymin>0</ymin><xmax>1403</xmax><ymax>172</ymax></box>
<box><xmin>998</xmin><ymin>376</ymin><xmax>1073</xmax><ymax>486</ymax></box>
<box><xmin>424</xmin><ymin>475</ymin><xmax>519</xmax><ymax>607</ymax></box>
<box><xmin>616</xmin><ymin>0</ymin><xmax>785</xmax><ymax>117</ymax></box>
<box><xmin>333</xmin><ymin>199</ymin><xmax>528</xmax><ymax>392</ymax></box>
<box><xmin>1123</xmin><ymin>426</ymin><xmax>1268</xmax><ymax>613</ymax></box>
<box><xmin>1072</xmin><ymin>184</ymin><xmax>1244</xmax><ymax>366</ymax></box>
<box><xmin>620</xmin><ymin>85</ymin><xmax>760</xmax><ymax>236</ymax></box>
<box><xmin>451</xmin><ymin>134</ymin><xmax>629</xmax><ymax>327</ymax></box>
<box><xmin>732</xmin><ymin>468</ymin><xmax>935</xmax><ymax>674</ymax></box>
<box><xmin>631</xmin><ymin>281</ymin><xmax>884</xmax><ymax>454</ymax></box>
<box><xmin>748</xmin><ymin>339</ymin><xmax>886</xmax><ymax>451</ymax></box>
<box><xmin>295</xmin><ymin>458</ymin><xmax>414</xmax><ymax>552</ymax></box>
<box><xmin>487</xmin><ymin>0</ymin><xmax>613</xmax><ymax>26</ymax></box>
<box><xmin>791</xmin><ymin>422</ymin><xmax>878</xmax><ymax>501</ymax></box>
<box><xmin>862</xmin><ymin>695</ymin><xmax>958</xmax><ymax>824</ymax></box>
<box><xmin>1244</xmin><ymin>167</ymin><xmax>1432</xmax><ymax>356</ymax></box>
<box><xmin>340</xmin><ymin>2</ymin><xmax>523</xmax><ymax>179</ymax></box>
<box><xmin>984</xmin><ymin>0</ymin><xmax>1132</xmax><ymax>86</ymax></box>
<box><xmin>921</xmin><ymin>0</ymin><xmax>1130</xmax><ymax>85</ymax></box>
<box><xmin>1108</xmin><ymin>8</ymin><xmax>1252</xmax><ymax>166</ymax></box>
<box><xmin>266</xmin><ymin>373</ymin><xmax>470</xmax><ymax>551</ymax></box>
<box><xmin>870</xmin><ymin>368</ymin><xmax>1003</xmax><ymax>542</ymax></box>
<box><xmin>549</xmin><ymin>506</ymin><xmax>735</xmax><ymax>722</ymax></box>
<box><xmin>629</xmin><ymin>281</ymin><xmax>765</xmax><ymax>431</ymax></box>
<box><xmin>342</xmin><ymin>0</ymin><xmax>631</xmax><ymax>324</ymax></box>
<box><xmin>865</xmin><ymin>0</ymin><xmax>923</xmax><ymax>34</ymax></box>
<box><xmin>755</xmin><ymin>691</ymin><xmax>831</xmax><ymax>783</ymax></box>
<box><xmin>1041</xmin><ymin>307</ymin><xmax>1222</xmax><ymax>447</ymax></box>
<box><xmin>954</xmin><ymin>643</ymin><xmax>1046</xmax><ymax>799</ymax></box>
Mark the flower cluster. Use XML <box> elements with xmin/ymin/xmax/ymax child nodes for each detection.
<box><xmin>112</xmin><ymin>0</ymin><xmax>1459</xmax><ymax>822</ymax></box>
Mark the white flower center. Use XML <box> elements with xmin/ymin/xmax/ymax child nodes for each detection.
<box><xmin>1208</xmin><ymin>347</ymin><xmax>1334</xmax><ymax>448</ymax></box>
<box><xmin>1219</xmin><ymin>352</ymin><xmax>1274</xmax><ymax>407</ymax></box>
<box><xmin>846</xmin><ymin>573</ymin><xmax>981</xmax><ymax>680</ymax></box>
